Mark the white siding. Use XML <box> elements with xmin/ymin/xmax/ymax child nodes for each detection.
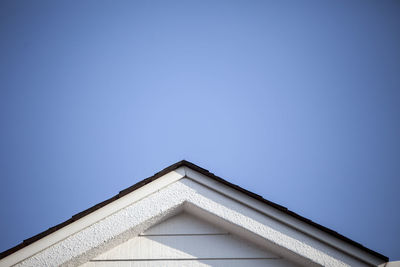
<box><xmin>143</xmin><ymin>212</ymin><xmax>227</xmax><ymax>235</ymax></box>
<box><xmin>82</xmin><ymin>259</ymin><xmax>296</xmax><ymax>267</ymax></box>
<box><xmin>82</xmin><ymin>213</ymin><xmax>298</xmax><ymax>266</ymax></box>
<box><xmin>92</xmin><ymin>235</ymin><xmax>278</xmax><ymax>260</ymax></box>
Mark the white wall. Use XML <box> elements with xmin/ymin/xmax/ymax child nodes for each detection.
<box><xmin>81</xmin><ymin>212</ymin><xmax>299</xmax><ymax>267</ymax></box>
<box><xmin>2</xmin><ymin>167</ymin><xmax>385</xmax><ymax>267</ymax></box>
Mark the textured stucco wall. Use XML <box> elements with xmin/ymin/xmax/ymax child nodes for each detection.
<box><xmin>12</xmin><ymin>178</ymin><xmax>373</xmax><ymax>267</ymax></box>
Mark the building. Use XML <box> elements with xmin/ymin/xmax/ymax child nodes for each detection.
<box><xmin>0</xmin><ymin>160</ymin><xmax>390</xmax><ymax>266</ymax></box>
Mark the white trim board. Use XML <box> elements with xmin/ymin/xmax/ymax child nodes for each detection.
<box><xmin>0</xmin><ymin>163</ymin><xmax>387</xmax><ymax>267</ymax></box>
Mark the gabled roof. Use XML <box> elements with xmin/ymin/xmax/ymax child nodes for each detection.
<box><xmin>0</xmin><ymin>160</ymin><xmax>388</xmax><ymax>263</ymax></box>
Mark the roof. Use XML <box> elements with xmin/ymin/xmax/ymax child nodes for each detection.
<box><xmin>0</xmin><ymin>160</ymin><xmax>389</xmax><ymax>262</ymax></box>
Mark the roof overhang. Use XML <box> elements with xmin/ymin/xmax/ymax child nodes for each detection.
<box><xmin>0</xmin><ymin>161</ymin><xmax>388</xmax><ymax>266</ymax></box>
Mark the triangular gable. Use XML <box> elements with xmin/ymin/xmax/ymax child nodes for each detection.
<box><xmin>81</xmin><ymin>212</ymin><xmax>298</xmax><ymax>267</ymax></box>
<box><xmin>0</xmin><ymin>160</ymin><xmax>388</xmax><ymax>266</ymax></box>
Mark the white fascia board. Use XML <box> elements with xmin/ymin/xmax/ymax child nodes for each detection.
<box><xmin>183</xmin><ymin>166</ymin><xmax>385</xmax><ymax>266</ymax></box>
<box><xmin>13</xmin><ymin>178</ymin><xmax>347</xmax><ymax>267</ymax></box>
<box><xmin>1</xmin><ymin>165</ymin><xmax>385</xmax><ymax>267</ymax></box>
<box><xmin>0</xmin><ymin>167</ymin><xmax>186</xmax><ymax>267</ymax></box>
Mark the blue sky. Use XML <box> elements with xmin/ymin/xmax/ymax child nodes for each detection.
<box><xmin>1</xmin><ymin>0</ymin><xmax>399</xmax><ymax>261</ymax></box>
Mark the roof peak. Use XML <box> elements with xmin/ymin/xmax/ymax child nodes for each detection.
<box><xmin>0</xmin><ymin>160</ymin><xmax>389</xmax><ymax>262</ymax></box>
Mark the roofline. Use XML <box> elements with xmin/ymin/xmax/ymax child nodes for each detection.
<box><xmin>0</xmin><ymin>160</ymin><xmax>389</xmax><ymax>262</ymax></box>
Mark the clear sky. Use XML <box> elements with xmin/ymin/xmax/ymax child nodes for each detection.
<box><xmin>1</xmin><ymin>0</ymin><xmax>399</xmax><ymax>261</ymax></box>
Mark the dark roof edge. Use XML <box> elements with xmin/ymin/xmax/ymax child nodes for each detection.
<box><xmin>0</xmin><ymin>160</ymin><xmax>389</xmax><ymax>262</ymax></box>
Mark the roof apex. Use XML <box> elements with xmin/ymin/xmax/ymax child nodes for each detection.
<box><xmin>0</xmin><ymin>160</ymin><xmax>389</xmax><ymax>262</ymax></box>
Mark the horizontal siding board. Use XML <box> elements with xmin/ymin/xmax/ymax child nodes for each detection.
<box><xmin>83</xmin><ymin>258</ymin><xmax>298</xmax><ymax>267</ymax></box>
<box><xmin>85</xmin><ymin>213</ymin><xmax>300</xmax><ymax>266</ymax></box>
<box><xmin>93</xmin><ymin>234</ymin><xmax>277</xmax><ymax>260</ymax></box>
<box><xmin>142</xmin><ymin>213</ymin><xmax>227</xmax><ymax>235</ymax></box>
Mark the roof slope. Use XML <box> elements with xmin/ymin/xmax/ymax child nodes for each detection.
<box><xmin>0</xmin><ymin>160</ymin><xmax>388</xmax><ymax>262</ymax></box>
